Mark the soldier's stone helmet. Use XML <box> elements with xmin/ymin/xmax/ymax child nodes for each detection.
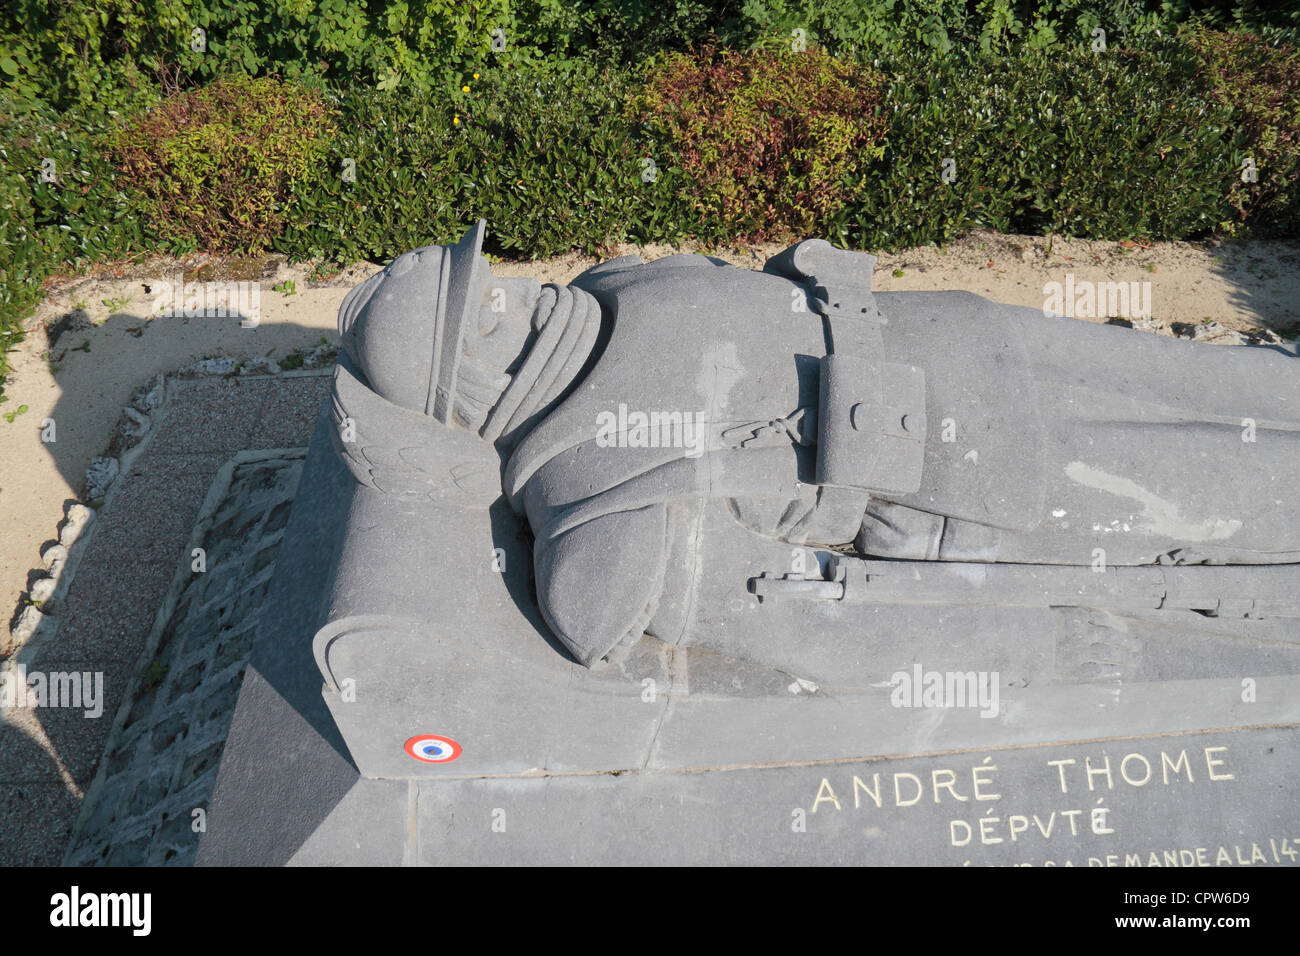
<box><xmin>337</xmin><ymin>220</ymin><xmax>490</xmax><ymax>423</ymax></box>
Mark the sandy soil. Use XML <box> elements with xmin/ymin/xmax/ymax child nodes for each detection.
<box><xmin>3</xmin><ymin>230</ymin><xmax>1299</xmax><ymax>654</ymax></box>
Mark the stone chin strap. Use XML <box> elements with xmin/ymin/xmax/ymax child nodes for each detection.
<box><xmin>478</xmin><ymin>283</ymin><xmax>602</xmax><ymax>448</ymax></box>
<box><xmin>451</xmin><ymin>361</ymin><xmax>512</xmax><ymax>432</ymax></box>
<box><xmin>429</xmin><ymin>219</ymin><xmax>490</xmax><ymax>424</ymax></box>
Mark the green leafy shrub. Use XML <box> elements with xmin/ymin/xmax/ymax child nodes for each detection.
<box><xmin>461</xmin><ymin>61</ymin><xmax>683</xmax><ymax>256</ymax></box>
<box><xmin>20</xmin><ymin>110</ymin><xmax>145</xmax><ymax>263</ymax></box>
<box><xmin>732</xmin><ymin>1</ymin><xmax>1300</xmax><ymax>58</ymax></box>
<box><xmin>0</xmin><ymin>165</ymin><xmax>39</xmax><ymax>390</ymax></box>
<box><xmin>111</xmin><ymin>74</ymin><xmax>337</xmax><ymax>254</ymax></box>
<box><xmin>1034</xmin><ymin>40</ymin><xmax>1239</xmax><ymax>239</ymax></box>
<box><xmin>280</xmin><ymin>60</ymin><xmax>677</xmax><ymax>263</ymax></box>
<box><xmin>516</xmin><ymin>0</ymin><xmax>737</xmax><ymax>65</ymax></box>
<box><xmin>0</xmin><ymin>102</ymin><xmax>50</xmax><ymax>369</ymax></box>
<box><xmin>0</xmin><ymin>0</ymin><xmax>184</xmax><ymax>114</ymax></box>
<box><xmin>740</xmin><ymin>0</ymin><xmax>970</xmax><ymax>56</ymax></box>
<box><xmin>844</xmin><ymin>49</ymin><xmax>1023</xmax><ymax>248</ymax></box>
<box><xmin>0</xmin><ymin>94</ymin><xmax>144</xmax><ymax>392</ymax></box>
<box><xmin>171</xmin><ymin>0</ymin><xmax>516</xmax><ymax>96</ymax></box>
<box><xmin>1188</xmin><ymin>26</ymin><xmax>1300</xmax><ymax>236</ymax></box>
<box><xmin>7</xmin><ymin>1</ymin><xmax>1298</xmax><ymax>118</ymax></box>
<box><xmin>1</xmin><ymin>0</ymin><xmax>518</xmax><ymax>109</ymax></box>
<box><xmin>849</xmin><ymin>39</ymin><xmax>1237</xmax><ymax>249</ymax></box>
<box><xmin>1169</xmin><ymin>1</ymin><xmax>1300</xmax><ymax>45</ymax></box>
<box><xmin>725</xmin><ymin>0</ymin><xmax>1180</xmax><ymax>60</ymax></box>
<box><xmin>274</xmin><ymin>87</ymin><xmax>462</xmax><ymax>263</ymax></box>
<box><xmin>631</xmin><ymin>48</ymin><xmax>888</xmax><ymax>242</ymax></box>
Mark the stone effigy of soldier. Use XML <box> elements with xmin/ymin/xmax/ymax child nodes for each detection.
<box><xmin>330</xmin><ymin>221</ymin><xmax>1300</xmax><ymax>669</ymax></box>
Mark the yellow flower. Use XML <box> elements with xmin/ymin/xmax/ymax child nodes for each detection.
<box><xmin>453</xmin><ymin>114</ymin><xmax>460</xmax><ymax>125</ymax></box>
<box><xmin>462</xmin><ymin>85</ymin><xmax>470</xmax><ymax>92</ymax></box>
<box><xmin>473</xmin><ymin>73</ymin><xmax>479</xmax><ymax>79</ymax></box>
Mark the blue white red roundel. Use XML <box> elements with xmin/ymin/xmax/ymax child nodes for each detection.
<box><xmin>404</xmin><ymin>734</ymin><xmax>462</xmax><ymax>763</ymax></box>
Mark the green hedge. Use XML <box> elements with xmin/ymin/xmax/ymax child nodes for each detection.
<box><xmin>846</xmin><ymin>38</ymin><xmax>1242</xmax><ymax>249</ymax></box>
<box><xmin>278</xmin><ymin>59</ymin><xmax>678</xmax><ymax>262</ymax></box>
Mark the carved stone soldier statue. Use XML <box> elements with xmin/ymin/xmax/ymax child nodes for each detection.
<box><xmin>329</xmin><ymin>220</ymin><xmax>1300</xmax><ymax>670</ymax></box>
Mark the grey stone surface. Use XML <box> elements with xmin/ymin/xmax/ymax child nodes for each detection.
<box><xmin>288</xmin><ymin>778</ymin><xmax>410</xmax><ymax>866</ymax></box>
<box><xmin>405</xmin><ymin>727</ymin><xmax>1300</xmax><ymax>866</ymax></box>
<box><xmin>150</xmin><ymin>378</ymin><xmax>278</xmax><ymax>454</ymax></box>
<box><xmin>200</xmin><ymin>460</ymin><xmax>1300</xmax><ymax>865</ymax></box>
<box><xmin>197</xmin><ymin>415</ymin><xmax>359</xmax><ymax>867</ymax></box>
<box><xmin>197</xmin><ymin>222</ymin><xmax>1300</xmax><ymax>865</ymax></box>
<box><xmin>0</xmin><ymin>710</ymin><xmax>63</xmax><ymax>783</ymax></box>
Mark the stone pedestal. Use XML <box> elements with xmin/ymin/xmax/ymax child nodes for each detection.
<box><xmin>196</xmin><ymin>406</ymin><xmax>1300</xmax><ymax>865</ymax></box>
